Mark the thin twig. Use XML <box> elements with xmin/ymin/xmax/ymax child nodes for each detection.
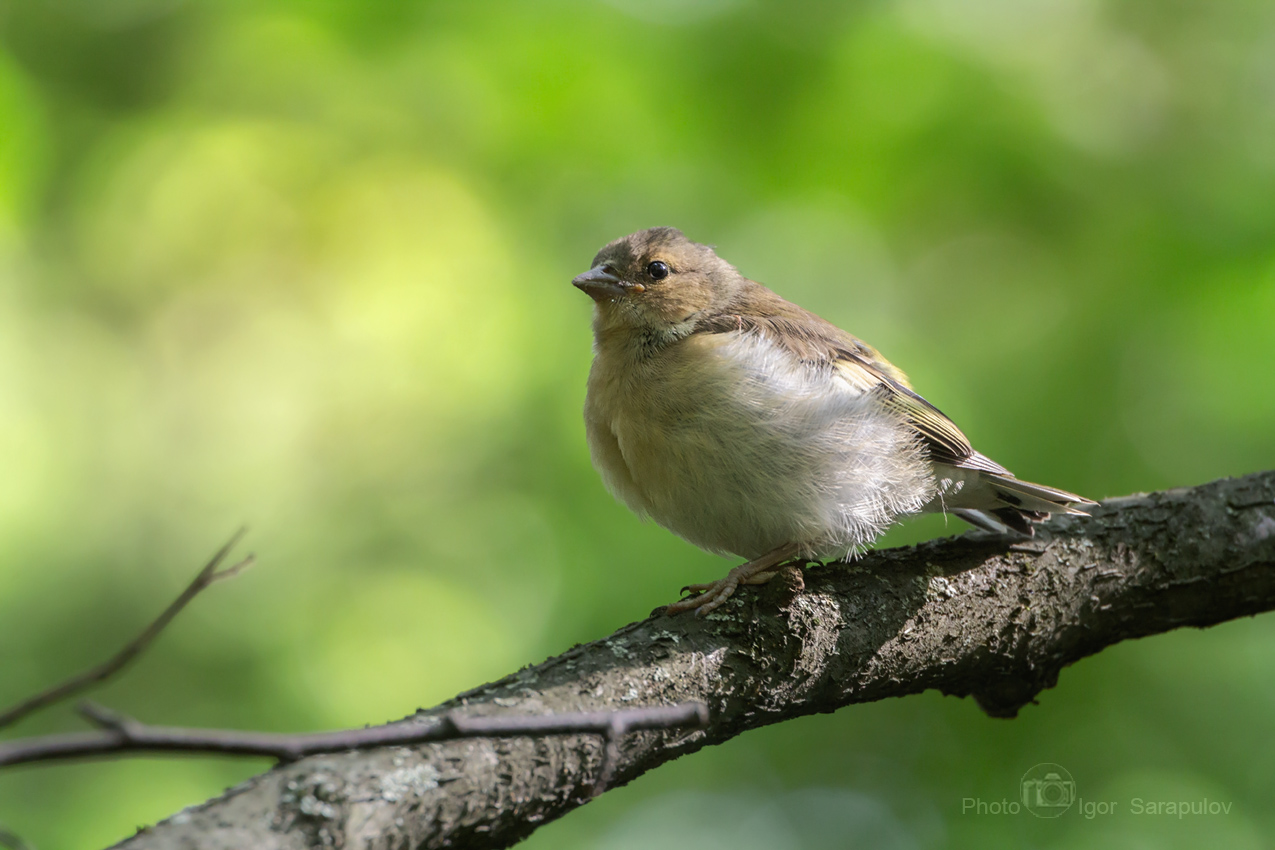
<box><xmin>591</xmin><ymin>714</ymin><xmax>629</xmax><ymax>797</ymax></box>
<box><xmin>0</xmin><ymin>702</ymin><xmax>709</xmax><ymax>768</ymax></box>
<box><xmin>0</xmin><ymin>530</ymin><xmax>253</xmax><ymax>730</ymax></box>
<box><xmin>0</xmin><ymin>826</ymin><xmax>32</xmax><ymax>850</ymax></box>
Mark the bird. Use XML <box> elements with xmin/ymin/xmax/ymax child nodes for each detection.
<box><xmin>573</xmin><ymin>227</ymin><xmax>1095</xmax><ymax>616</ymax></box>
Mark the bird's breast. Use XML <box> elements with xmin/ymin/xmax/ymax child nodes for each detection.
<box><xmin>584</xmin><ymin>330</ymin><xmax>934</xmax><ymax>559</ymax></box>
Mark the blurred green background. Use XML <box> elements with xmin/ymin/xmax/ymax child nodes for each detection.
<box><xmin>0</xmin><ymin>0</ymin><xmax>1273</xmax><ymax>847</ymax></box>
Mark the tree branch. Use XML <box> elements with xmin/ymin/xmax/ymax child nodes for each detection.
<box><xmin>0</xmin><ymin>699</ymin><xmax>707</xmax><ymax>789</ymax></box>
<box><xmin>0</xmin><ymin>529</ymin><xmax>254</xmax><ymax>730</ymax></box>
<box><xmin>83</xmin><ymin>472</ymin><xmax>1275</xmax><ymax>848</ymax></box>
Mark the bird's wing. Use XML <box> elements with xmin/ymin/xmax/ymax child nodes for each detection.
<box><xmin>695</xmin><ymin>299</ymin><xmax>1006</xmax><ymax>474</ymax></box>
<box><xmin>859</xmin><ymin>362</ymin><xmax>1010</xmax><ymax>473</ymax></box>
<box><xmin>827</xmin><ymin>351</ymin><xmax>1004</xmax><ymax>472</ymax></box>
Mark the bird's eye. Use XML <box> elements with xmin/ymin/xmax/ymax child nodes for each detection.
<box><xmin>647</xmin><ymin>261</ymin><xmax>670</xmax><ymax>280</ymax></box>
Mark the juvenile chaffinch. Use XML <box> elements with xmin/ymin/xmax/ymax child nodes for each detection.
<box><xmin>574</xmin><ymin>227</ymin><xmax>1094</xmax><ymax>615</ymax></box>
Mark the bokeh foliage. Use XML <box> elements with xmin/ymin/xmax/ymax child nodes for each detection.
<box><xmin>0</xmin><ymin>0</ymin><xmax>1273</xmax><ymax>846</ymax></box>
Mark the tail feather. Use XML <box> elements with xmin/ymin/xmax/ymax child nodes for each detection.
<box><xmin>986</xmin><ymin>475</ymin><xmax>1096</xmax><ymax>517</ymax></box>
<box><xmin>952</xmin><ymin>508</ymin><xmax>1012</xmax><ymax>534</ymax></box>
<box><xmin>934</xmin><ymin>458</ymin><xmax>1096</xmax><ymax>536</ymax></box>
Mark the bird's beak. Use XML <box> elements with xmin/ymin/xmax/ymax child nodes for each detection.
<box><xmin>572</xmin><ymin>266</ymin><xmax>626</xmax><ymax>301</ymax></box>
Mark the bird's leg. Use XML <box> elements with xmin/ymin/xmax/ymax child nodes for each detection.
<box><xmin>665</xmin><ymin>543</ymin><xmax>801</xmax><ymax>617</ymax></box>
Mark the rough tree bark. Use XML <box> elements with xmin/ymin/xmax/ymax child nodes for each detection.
<box><xmin>113</xmin><ymin>471</ymin><xmax>1275</xmax><ymax>849</ymax></box>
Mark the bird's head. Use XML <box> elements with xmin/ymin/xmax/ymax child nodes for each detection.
<box><xmin>573</xmin><ymin>227</ymin><xmax>742</xmax><ymax>341</ymax></box>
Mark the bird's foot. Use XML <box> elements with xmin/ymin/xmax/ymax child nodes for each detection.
<box><xmin>664</xmin><ymin>543</ymin><xmax>800</xmax><ymax>617</ymax></box>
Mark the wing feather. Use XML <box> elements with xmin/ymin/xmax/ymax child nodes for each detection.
<box><xmin>844</xmin><ymin>356</ymin><xmax>1007</xmax><ymax>472</ymax></box>
<box><xmin>694</xmin><ymin>283</ymin><xmax>1002</xmax><ymax>473</ymax></box>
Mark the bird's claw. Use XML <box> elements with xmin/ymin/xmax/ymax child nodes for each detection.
<box><xmin>665</xmin><ymin>544</ymin><xmax>801</xmax><ymax>616</ymax></box>
<box><xmin>665</xmin><ymin>579</ymin><xmax>737</xmax><ymax>616</ymax></box>
<box><xmin>679</xmin><ymin>582</ymin><xmax>713</xmax><ymax>597</ymax></box>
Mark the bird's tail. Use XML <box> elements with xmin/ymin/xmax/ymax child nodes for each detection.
<box><xmin>937</xmin><ymin>456</ymin><xmax>1096</xmax><ymax>536</ymax></box>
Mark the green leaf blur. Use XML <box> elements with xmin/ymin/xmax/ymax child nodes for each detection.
<box><xmin>0</xmin><ymin>0</ymin><xmax>1273</xmax><ymax>846</ymax></box>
